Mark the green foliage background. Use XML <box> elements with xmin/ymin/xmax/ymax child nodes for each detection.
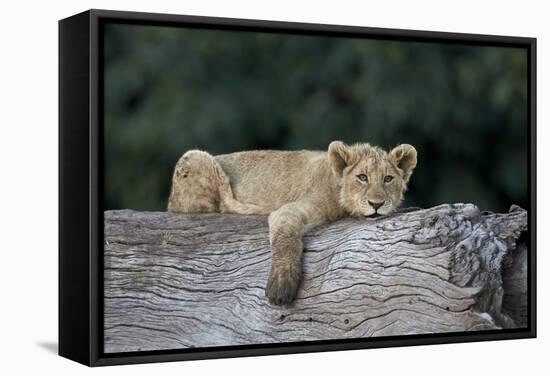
<box><xmin>104</xmin><ymin>23</ymin><xmax>528</xmax><ymax>212</ymax></box>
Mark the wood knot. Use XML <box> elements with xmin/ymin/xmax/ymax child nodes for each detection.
<box><xmin>429</xmin><ymin>215</ymin><xmax>439</xmax><ymax>226</ymax></box>
<box><xmin>423</xmin><ymin>214</ymin><xmax>440</xmax><ymax>227</ymax></box>
<box><xmin>509</xmin><ymin>204</ymin><xmax>523</xmax><ymax>213</ymax></box>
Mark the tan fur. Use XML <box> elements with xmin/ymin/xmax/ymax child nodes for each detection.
<box><xmin>167</xmin><ymin>141</ymin><xmax>417</xmax><ymax>305</ymax></box>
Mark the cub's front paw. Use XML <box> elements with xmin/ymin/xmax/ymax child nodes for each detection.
<box><xmin>266</xmin><ymin>266</ymin><xmax>302</xmax><ymax>306</ymax></box>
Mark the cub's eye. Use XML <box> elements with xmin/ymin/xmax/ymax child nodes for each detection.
<box><xmin>384</xmin><ymin>175</ymin><xmax>394</xmax><ymax>183</ymax></box>
<box><xmin>357</xmin><ymin>174</ymin><xmax>368</xmax><ymax>182</ymax></box>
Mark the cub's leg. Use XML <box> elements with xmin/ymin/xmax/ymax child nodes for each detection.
<box><xmin>168</xmin><ymin>150</ymin><xmax>263</xmax><ymax>215</ymax></box>
<box><xmin>219</xmin><ymin>194</ymin><xmax>266</xmax><ymax>215</ymax></box>
<box><xmin>266</xmin><ymin>201</ymin><xmax>322</xmax><ymax>305</ymax></box>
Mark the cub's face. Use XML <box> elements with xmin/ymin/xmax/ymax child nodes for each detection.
<box><xmin>328</xmin><ymin>141</ymin><xmax>417</xmax><ymax>218</ymax></box>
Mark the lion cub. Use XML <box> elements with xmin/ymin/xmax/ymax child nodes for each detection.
<box><xmin>168</xmin><ymin>141</ymin><xmax>417</xmax><ymax>305</ymax></box>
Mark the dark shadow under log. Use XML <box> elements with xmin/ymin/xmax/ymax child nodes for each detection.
<box><xmin>103</xmin><ymin>203</ymin><xmax>528</xmax><ymax>353</ymax></box>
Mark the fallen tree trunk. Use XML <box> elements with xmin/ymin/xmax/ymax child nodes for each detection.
<box><xmin>103</xmin><ymin>203</ymin><xmax>528</xmax><ymax>353</ymax></box>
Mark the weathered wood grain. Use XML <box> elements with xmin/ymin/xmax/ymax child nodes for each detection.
<box><xmin>103</xmin><ymin>203</ymin><xmax>528</xmax><ymax>353</ymax></box>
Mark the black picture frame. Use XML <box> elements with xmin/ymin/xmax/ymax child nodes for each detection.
<box><xmin>59</xmin><ymin>9</ymin><xmax>537</xmax><ymax>367</ymax></box>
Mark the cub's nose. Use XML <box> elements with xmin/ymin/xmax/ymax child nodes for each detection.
<box><xmin>368</xmin><ymin>200</ymin><xmax>384</xmax><ymax>210</ymax></box>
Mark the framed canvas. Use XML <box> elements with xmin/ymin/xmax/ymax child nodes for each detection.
<box><xmin>59</xmin><ymin>9</ymin><xmax>537</xmax><ymax>366</ymax></box>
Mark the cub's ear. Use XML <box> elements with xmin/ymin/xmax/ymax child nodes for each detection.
<box><xmin>328</xmin><ymin>141</ymin><xmax>353</xmax><ymax>177</ymax></box>
<box><xmin>389</xmin><ymin>144</ymin><xmax>417</xmax><ymax>183</ymax></box>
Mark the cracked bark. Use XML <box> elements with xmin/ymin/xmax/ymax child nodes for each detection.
<box><xmin>103</xmin><ymin>203</ymin><xmax>528</xmax><ymax>353</ymax></box>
